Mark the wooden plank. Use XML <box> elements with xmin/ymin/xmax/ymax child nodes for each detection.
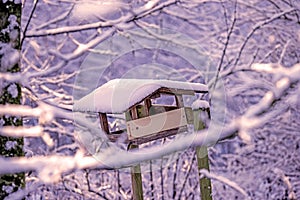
<box><xmin>106</xmin><ymin>126</ymin><xmax>188</xmax><ymax>145</ymax></box>
<box><xmin>130</xmin><ymin>126</ymin><xmax>188</xmax><ymax>145</ymax></box>
<box><xmin>158</xmin><ymin>87</ymin><xmax>195</xmax><ymax>95</ymax></box>
<box><xmin>126</xmin><ymin>108</ymin><xmax>188</xmax><ymax>140</ymax></box>
<box><xmin>131</xmin><ymin>106</ymin><xmax>138</xmax><ymax>119</ymax></box>
<box><xmin>158</xmin><ymin>86</ymin><xmax>208</xmax><ymax>94</ymax></box>
<box><xmin>175</xmin><ymin>94</ymin><xmax>184</xmax><ymax>108</ymax></box>
<box><xmin>99</xmin><ymin>113</ymin><xmax>110</xmax><ymax>134</ymax></box>
<box><xmin>127</xmin><ymin>106</ymin><xmax>138</xmax><ymax>138</ymax></box>
<box><xmin>194</xmin><ymin>109</ymin><xmax>212</xmax><ymax>200</ymax></box>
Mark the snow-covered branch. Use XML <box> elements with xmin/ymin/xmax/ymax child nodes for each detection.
<box><xmin>0</xmin><ymin>126</ymin><xmax>43</xmax><ymax>138</ymax></box>
<box><xmin>200</xmin><ymin>169</ymin><xmax>250</xmax><ymax>199</ymax></box>
<box><xmin>234</xmin><ymin>7</ymin><xmax>296</xmax><ymax>66</ymax></box>
<box><xmin>1</xmin><ymin>62</ymin><xmax>299</xmax><ymax>185</ymax></box>
<box><xmin>0</xmin><ymin>73</ymin><xmax>23</xmax><ymax>84</ymax></box>
<box><xmin>25</xmin><ymin>0</ymin><xmax>177</xmax><ymax>37</ymax></box>
<box><xmin>273</xmin><ymin>168</ymin><xmax>297</xmax><ymax>200</ymax></box>
<box><xmin>247</xmin><ymin>63</ymin><xmax>300</xmax><ymax>117</ymax></box>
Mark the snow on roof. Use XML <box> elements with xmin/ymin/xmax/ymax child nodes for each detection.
<box><xmin>191</xmin><ymin>100</ymin><xmax>210</xmax><ymax>110</ymax></box>
<box><xmin>73</xmin><ymin>79</ymin><xmax>208</xmax><ymax>114</ymax></box>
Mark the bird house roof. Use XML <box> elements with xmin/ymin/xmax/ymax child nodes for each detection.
<box><xmin>73</xmin><ymin>79</ymin><xmax>208</xmax><ymax>114</ymax></box>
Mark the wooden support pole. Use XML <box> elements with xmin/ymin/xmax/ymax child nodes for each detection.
<box><xmin>144</xmin><ymin>98</ymin><xmax>151</xmax><ymax>116</ymax></box>
<box><xmin>194</xmin><ymin>108</ymin><xmax>212</xmax><ymax>200</ymax></box>
<box><xmin>175</xmin><ymin>94</ymin><xmax>184</xmax><ymax>108</ymax></box>
<box><xmin>196</xmin><ymin>146</ymin><xmax>212</xmax><ymax>200</ymax></box>
<box><xmin>99</xmin><ymin>113</ymin><xmax>110</xmax><ymax>134</ymax></box>
<box><xmin>129</xmin><ymin>106</ymin><xmax>144</xmax><ymax>200</ymax></box>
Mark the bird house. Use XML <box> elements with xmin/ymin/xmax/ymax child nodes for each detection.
<box><xmin>73</xmin><ymin>79</ymin><xmax>209</xmax><ymax>145</ymax></box>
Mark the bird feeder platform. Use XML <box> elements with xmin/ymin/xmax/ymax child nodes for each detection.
<box><xmin>73</xmin><ymin>79</ymin><xmax>209</xmax><ymax>145</ymax></box>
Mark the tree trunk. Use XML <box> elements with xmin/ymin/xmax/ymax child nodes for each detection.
<box><xmin>0</xmin><ymin>1</ymin><xmax>23</xmax><ymax>199</ymax></box>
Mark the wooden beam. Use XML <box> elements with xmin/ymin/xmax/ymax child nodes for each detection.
<box><xmin>158</xmin><ymin>87</ymin><xmax>195</xmax><ymax>95</ymax></box>
<box><xmin>106</xmin><ymin>126</ymin><xmax>188</xmax><ymax>145</ymax></box>
<box><xmin>175</xmin><ymin>94</ymin><xmax>184</xmax><ymax>108</ymax></box>
<box><xmin>99</xmin><ymin>113</ymin><xmax>109</xmax><ymax>134</ymax></box>
<box><xmin>144</xmin><ymin>98</ymin><xmax>151</xmax><ymax>116</ymax></box>
<box><xmin>194</xmin><ymin>108</ymin><xmax>212</xmax><ymax>200</ymax></box>
<box><xmin>197</xmin><ymin>146</ymin><xmax>212</xmax><ymax>200</ymax></box>
<box><xmin>131</xmin><ymin>106</ymin><xmax>138</xmax><ymax>119</ymax></box>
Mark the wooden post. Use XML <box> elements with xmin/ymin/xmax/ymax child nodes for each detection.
<box><xmin>144</xmin><ymin>98</ymin><xmax>151</xmax><ymax>116</ymax></box>
<box><xmin>99</xmin><ymin>113</ymin><xmax>109</xmax><ymax>134</ymax></box>
<box><xmin>129</xmin><ymin>106</ymin><xmax>144</xmax><ymax>200</ymax></box>
<box><xmin>175</xmin><ymin>94</ymin><xmax>184</xmax><ymax>108</ymax></box>
<box><xmin>194</xmin><ymin>108</ymin><xmax>212</xmax><ymax>200</ymax></box>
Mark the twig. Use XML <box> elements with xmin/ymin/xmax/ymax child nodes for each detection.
<box><xmin>200</xmin><ymin>169</ymin><xmax>250</xmax><ymax>199</ymax></box>
<box><xmin>212</xmin><ymin>0</ymin><xmax>237</xmax><ymax>92</ymax></box>
<box><xmin>177</xmin><ymin>151</ymin><xmax>197</xmax><ymax>200</ymax></box>
<box><xmin>234</xmin><ymin>8</ymin><xmax>296</xmax><ymax>66</ymax></box>
<box><xmin>21</xmin><ymin>0</ymin><xmax>40</xmax><ymax>47</ymax></box>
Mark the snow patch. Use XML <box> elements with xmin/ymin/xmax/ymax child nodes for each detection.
<box><xmin>7</xmin><ymin>83</ymin><xmax>18</xmax><ymax>98</ymax></box>
<box><xmin>2</xmin><ymin>0</ymin><xmax>21</xmax><ymax>4</ymax></box>
<box><xmin>0</xmin><ymin>42</ymin><xmax>20</xmax><ymax>71</ymax></box>
<box><xmin>191</xmin><ymin>99</ymin><xmax>210</xmax><ymax>110</ymax></box>
<box><xmin>5</xmin><ymin>140</ymin><xmax>18</xmax><ymax>150</ymax></box>
<box><xmin>1</xmin><ymin>15</ymin><xmax>19</xmax><ymax>38</ymax></box>
<box><xmin>72</xmin><ymin>0</ymin><xmax>125</xmax><ymax>21</ymax></box>
<box><xmin>2</xmin><ymin>185</ymin><xmax>13</xmax><ymax>193</ymax></box>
